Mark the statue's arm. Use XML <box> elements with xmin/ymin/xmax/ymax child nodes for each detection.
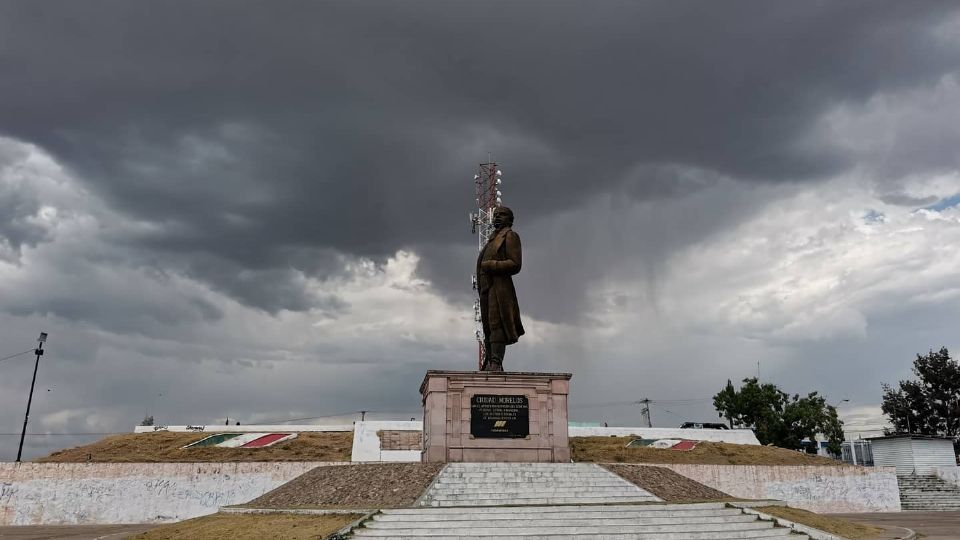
<box><xmin>483</xmin><ymin>231</ymin><xmax>522</xmax><ymax>275</ymax></box>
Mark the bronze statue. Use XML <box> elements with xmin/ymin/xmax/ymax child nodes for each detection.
<box><xmin>477</xmin><ymin>206</ymin><xmax>525</xmax><ymax>371</ymax></box>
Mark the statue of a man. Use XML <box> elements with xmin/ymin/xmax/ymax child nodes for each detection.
<box><xmin>477</xmin><ymin>206</ymin><xmax>525</xmax><ymax>371</ymax></box>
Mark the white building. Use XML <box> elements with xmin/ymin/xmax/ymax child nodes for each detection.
<box><xmin>868</xmin><ymin>434</ymin><xmax>957</xmax><ymax>475</ymax></box>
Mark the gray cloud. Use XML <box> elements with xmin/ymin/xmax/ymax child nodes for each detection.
<box><xmin>2</xmin><ymin>1</ymin><xmax>959</xmax><ymax>314</ymax></box>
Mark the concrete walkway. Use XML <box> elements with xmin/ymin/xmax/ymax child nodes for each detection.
<box><xmin>829</xmin><ymin>511</ymin><xmax>960</xmax><ymax>540</ymax></box>
<box><xmin>0</xmin><ymin>524</ymin><xmax>155</xmax><ymax>539</ymax></box>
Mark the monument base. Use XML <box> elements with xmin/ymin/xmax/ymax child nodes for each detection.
<box><xmin>420</xmin><ymin>370</ymin><xmax>572</xmax><ymax>463</ymax></box>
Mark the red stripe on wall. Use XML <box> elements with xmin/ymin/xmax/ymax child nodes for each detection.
<box><xmin>671</xmin><ymin>440</ymin><xmax>698</xmax><ymax>451</ymax></box>
<box><xmin>240</xmin><ymin>433</ymin><xmax>291</xmax><ymax>448</ymax></box>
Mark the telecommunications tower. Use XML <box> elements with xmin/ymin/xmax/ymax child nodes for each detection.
<box><xmin>469</xmin><ymin>159</ymin><xmax>503</xmax><ymax>369</ymax></box>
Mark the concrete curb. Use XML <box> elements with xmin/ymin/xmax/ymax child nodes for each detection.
<box><xmin>893</xmin><ymin>526</ymin><xmax>917</xmax><ymax>540</ymax></box>
<box><xmin>732</xmin><ymin>503</ymin><xmax>848</xmax><ymax>540</ymax></box>
<box><xmin>413</xmin><ymin>463</ymin><xmax>447</xmax><ymax>507</ymax></box>
<box><xmin>328</xmin><ymin>510</ymin><xmax>380</xmax><ymax>540</ymax></box>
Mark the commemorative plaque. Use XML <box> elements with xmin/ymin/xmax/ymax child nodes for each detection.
<box><xmin>470</xmin><ymin>394</ymin><xmax>529</xmax><ymax>438</ymax></box>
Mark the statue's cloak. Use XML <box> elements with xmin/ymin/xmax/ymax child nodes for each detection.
<box><xmin>476</xmin><ymin>226</ymin><xmax>525</xmax><ymax>345</ymax></box>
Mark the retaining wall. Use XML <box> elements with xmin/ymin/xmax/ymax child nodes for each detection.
<box><xmin>659</xmin><ymin>464</ymin><xmax>901</xmax><ymax>513</ymax></box>
<box><xmin>934</xmin><ymin>465</ymin><xmax>960</xmax><ymax>488</ymax></box>
<box><xmin>351</xmin><ymin>421</ymin><xmax>422</xmax><ymax>462</ymax></box>
<box><xmin>0</xmin><ymin>461</ymin><xmax>341</xmax><ymax>525</ymax></box>
<box><xmin>569</xmin><ymin>427</ymin><xmax>760</xmax><ymax>445</ymax></box>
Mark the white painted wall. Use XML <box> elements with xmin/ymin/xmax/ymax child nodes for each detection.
<box><xmin>569</xmin><ymin>426</ymin><xmax>760</xmax><ymax>445</ymax></box>
<box><xmin>934</xmin><ymin>465</ymin><xmax>960</xmax><ymax>488</ymax></box>
<box><xmin>351</xmin><ymin>421</ymin><xmax>422</xmax><ymax>462</ymax></box>
<box><xmin>133</xmin><ymin>424</ymin><xmax>354</xmax><ymax>434</ymax></box>
<box><xmin>0</xmin><ymin>462</ymin><xmax>343</xmax><ymax>525</ymax></box>
<box><xmin>660</xmin><ymin>464</ymin><xmax>901</xmax><ymax>513</ymax></box>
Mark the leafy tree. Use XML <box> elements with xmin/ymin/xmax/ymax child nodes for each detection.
<box><xmin>140</xmin><ymin>415</ymin><xmax>154</xmax><ymax>426</ymax></box>
<box><xmin>881</xmin><ymin>347</ymin><xmax>960</xmax><ymax>439</ymax></box>
<box><xmin>714</xmin><ymin>378</ymin><xmax>845</xmax><ymax>454</ymax></box>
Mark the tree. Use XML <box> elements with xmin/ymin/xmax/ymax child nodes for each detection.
<box><xmin>881</xmin><ymin>347</ymin><xmax>960</xmax><ymax>439</ymax></box>
<box><xmin>714</xmin><ymin>378</ymin><xmax>845</xmax><ymax>454</ymax></box>
<box><xmin>140</xmin><ymin>415</ymin><xmax>154</xmax><ymax>426</ymax></box>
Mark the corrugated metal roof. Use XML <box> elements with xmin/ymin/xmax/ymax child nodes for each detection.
<box><xmin>866</xmin><ymin>434</ymin><xmax>955</xmax><ymax>441</ymax></box>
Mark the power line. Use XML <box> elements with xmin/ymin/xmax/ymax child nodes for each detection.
<box><xmin>0</xmin><ymin>349</ymin><xmax>33</xmax><ymax>363</ymax></box>
<box><xmin>257</xmin><ymin>411</ymin><xmax>366</xmax><ymax>424</ymax></box>
<box><xmin>570</xmin><ymin>398</ymin><xmax>714</xmax><ymax>410</ymax></box>
<box><xmin>0</xmin><ymin>432</ymin><xmax>125</xmax><ymax>436</ymax></box>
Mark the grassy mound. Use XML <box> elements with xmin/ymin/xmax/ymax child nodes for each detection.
<box><xmin>571</xmin><ymin>438</ymin><xmax>848</xmax><ymax>465</ymax></box>
<box><xmin>37</xmin><ymin>431</ymin><xmax>353</xmax><ymax>462</ymax></box>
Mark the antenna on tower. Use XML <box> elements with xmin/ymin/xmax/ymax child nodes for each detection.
<box><xmin>469</xmin><ymin>157</ymin><xmax>503</xmax><ymax>369</ymax></box>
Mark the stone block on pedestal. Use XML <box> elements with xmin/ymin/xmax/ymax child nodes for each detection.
<box><xmin>420</xmin><ymin>370</ymin><xmax>572</xmax><ymax>463</ymax></box>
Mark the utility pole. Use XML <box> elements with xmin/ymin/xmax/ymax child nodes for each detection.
<box><xmin>17</xmin><ymin>332</ymin><xmax>47</xmax><ymax>462</ymax></box>
<box><xmin>638</xmin><ymin>398</ymin><xmax>653</xmax><ymax>428</ymax></box>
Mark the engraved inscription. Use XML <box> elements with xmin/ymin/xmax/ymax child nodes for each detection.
<box><xmin>470</xmin><ymin>394</ymin><xmax>529</xmax><ymax>438</ymax></box>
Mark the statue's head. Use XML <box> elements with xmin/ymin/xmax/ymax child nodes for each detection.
<box><xmin>493</xmin><ymin>206</ymin><xmax>514</xmax><ymax>229</ymax></box>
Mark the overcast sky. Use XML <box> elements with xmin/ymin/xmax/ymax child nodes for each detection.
<box><xmin>2</xmin><ymin>1</ymin><xmax>960</xmax><ymax>459</ymax></box>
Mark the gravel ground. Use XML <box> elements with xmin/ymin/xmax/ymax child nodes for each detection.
<box><xmin>603</xmin><ymin>464</ymin><xmax>733</xmax><ymax>501</ymax></box>
<box><xmin>244</xmin><ymin>463</ymin><xmax>444</xmax><ymax>509</ymax></box>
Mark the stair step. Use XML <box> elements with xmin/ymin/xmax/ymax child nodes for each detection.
<box><xmin>368</xmin><ymin>515</ymin><xmax>760</xmax><ymax>528</ymax></box>
<box><xmin>352</xmin><ymin>529</ymin><xmax>801</xmax><ymax>539</ymax></box>
<box><xmin>427</xmin><ymin>489</ymin><xmax>648</xmax><ymax>498</ymax></box>
<box><xmin>384</xmin><ymin>504</ymin><xmax>732</xmax><ymax>515</ymax></box>
<box><xmin>355</xmin><ymin>521</ymin><xmax>778</xmax><ymax>534</ymax></box>
<box><xmin>346</xmin><ymin>502</ymin><xmax>814</xmax><ymax>539</ymax></box>
<box><xmin>426</xmin><ymin>497</ymin><xmax>660</xmax><ymax>506</ymax></box>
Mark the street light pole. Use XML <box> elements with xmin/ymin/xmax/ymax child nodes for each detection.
<box><xmin>16</xmin><ymin>332</ymin><xmax>47</xmax><ymax>463</ymax></box>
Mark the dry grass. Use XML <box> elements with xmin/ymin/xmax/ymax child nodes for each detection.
<box><xmin>36</xmin><ymin>431</ymin><xmax>353</xmax><ymax>463</ymax></box>
<box><xmin>571</xmin><ymin>437</ymin><xmax>849</xmax><ymax>465</ymax></box>
<box><xmin>757</xmin><ymin>506</ymin><xmax>884</xmax><ymax>540</ymax></box>
<box><xmin>133</xmin><ymin>512</ymin><xmax>361</xmax><ymax>540</ymax></box>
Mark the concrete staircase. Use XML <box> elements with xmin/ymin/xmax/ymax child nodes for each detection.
<box><xmin>349</xmin><ymin>502</ymin><xmax>807</xmax><ymax>539</ymax></box>
<box><xmin>418</xmin><ymin>463</ymin><xmax>660</xmax><ymax>507</ymax></box>
<box><xmin>898</xmin><ymin>474</ymin><xmax>960</xmax><ymax>511</ymax></box>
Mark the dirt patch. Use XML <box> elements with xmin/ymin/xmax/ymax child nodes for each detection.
<box><xmin>132</xmin><ymin>512</ymin><xmax>360</xmax><ymax>540</ymax></box>
<box><xmin>36</xmin><ymin>431</ymin><xmax>353</xmax><ymax>462</ymax></box>
<box><xmin>245</xmin><ymin>463</ymin><xmax>443</xmax><ymax>509</ymax></box>
<box><xmin>603</xmin><ymin>464</ymin><xmax>733</xmax><ymax>502</ymax></box>
<box><xmin>757</xmin><ymin>506</ymin><xmax>884</xmax><ymax>540</ymax></box>
<box><xmin>572</xmin><ymin>437</ymin><xmax>848</xmax><ymax>466</ymax></box>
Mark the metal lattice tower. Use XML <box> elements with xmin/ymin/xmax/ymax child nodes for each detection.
<box><xmin>469</xmin><ymin>160</ymin><xmax>503</xmax><ymax>368</ymax></box>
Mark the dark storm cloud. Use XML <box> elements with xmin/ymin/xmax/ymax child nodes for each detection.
<box><xmin>1</xmin><ymin>0</ymin><xmax>959</xmax><ymax>314</ymax></box>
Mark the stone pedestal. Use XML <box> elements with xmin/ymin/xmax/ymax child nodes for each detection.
<box><xmin>420</xmin><ymin>370</ymin><xmax>572</xmax><ymax>463</ymax></box>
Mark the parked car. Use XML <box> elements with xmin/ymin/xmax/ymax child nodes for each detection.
<box><xmin>678</xmin><ymin>422</ymin><xmax>729</xmax><ymax>430</ymax></box>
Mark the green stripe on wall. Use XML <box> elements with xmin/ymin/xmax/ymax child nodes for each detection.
<box><xmin>184</xmin><ymin>433</ymin><xmax>242</xmax><ymax>448</ymax></box>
